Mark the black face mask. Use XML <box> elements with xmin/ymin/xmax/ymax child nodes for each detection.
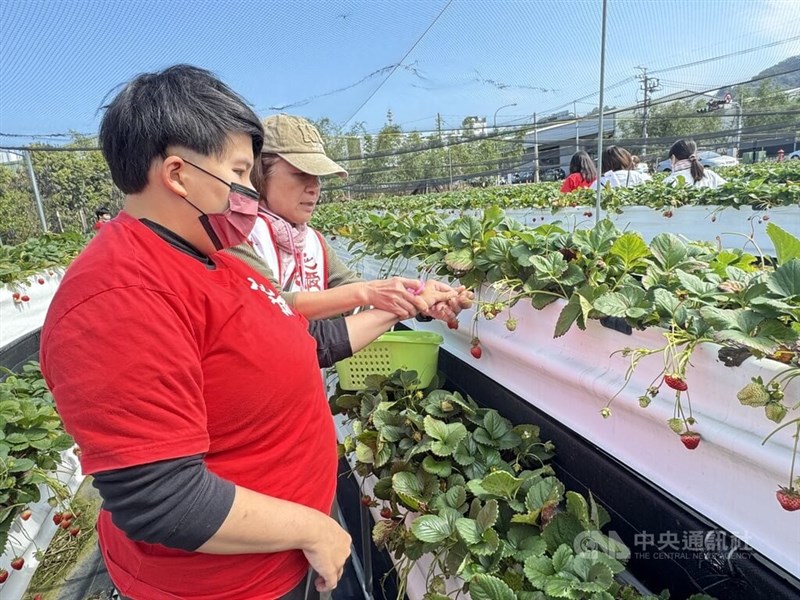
<box><xmin>181</xmin><ymin>160</ymin><xmax>260</xmax><ymax>251</ymax></box>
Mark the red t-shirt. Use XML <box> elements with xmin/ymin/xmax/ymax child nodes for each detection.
<box><xmin>560</xmin><ymin>172</ymin><xmax>594</xmax><ymax>193</ymax></box>
<box><xmin>40</xmin><ymin>212</ymin><xmax>337</xmax><ymax>600</ymax></box>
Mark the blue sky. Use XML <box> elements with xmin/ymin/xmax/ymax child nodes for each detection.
<box><xmin>1</xmin><ymin>0</ymin><xmax>799</xmax><ymax>145</ymax></box>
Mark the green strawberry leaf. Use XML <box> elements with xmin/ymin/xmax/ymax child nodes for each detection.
<box><xmin>422</xmin><ymin>455</ymin><xmax>452</xmax><ymax>477</ymax></box>
<box><xmin>455</xmin><ymin>517</ymin><xmax>483</xmax><ymax>545</ymax></box>
<box><xmin>524</xmin><ymin>555</ymin><xmax>556</xmax><ymax>587</ymax></box>
<box><xmin>476</xmin><ymin>499</ymin><xmax>499</xmax><ymax>532</ymax></box>
<box><xmin>526</xmin><ymin>477</ymin><xmax>565</xmax><ymax>512</ymax></box>
<box><xmin>423</xmin><ymin>416</ymin><xmax>468</xmax><ymax>457</ymax></box>
<box><xmin>468</xmin><ymin>574</ymin><xmax>517</xmax><ymax>600</ymax></box>
<box><xmin>609</xmin><ymin>231</ymin><xmax>650</xmax><ymax>270</ymax></box>
<box><xmin>766</xmin><ymin>222</ymin><xmax>800</xmax><ymax>266</ymax></box>
<box><xmin>480</xmin><ymin>470</ymin><xmax>523</xmax><ymax>500</ymax></box>
<box><xmin>766</xmin><ymin>259</ymin><xmax>800</xmax><ymax>297</ymax></box>
<box><xmin>594</xmin><ymin>287</ymin><xmax>652</xmax><ymax>319</ymax></box>
<box><xmin>649</xmin><ymin>232</ymin><xmax>689</xmax><ymax>270</ymax></box>
<box><xmin>410</xmin><ymin>514</ymin><xmax>453</xmax><ymax>543</ymax></box>
<box><xmin>554</xmin><ymin>293</ymin><xmax>585</xmax><ymax>338</ymax></box>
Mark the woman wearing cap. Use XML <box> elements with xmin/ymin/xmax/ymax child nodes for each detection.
<box><xmin>226</xmin><ymin>115</ymin><xmax>470</xmax><ymax>365</ymax></box>
<box><xmin>663</xmin><ymin>139</ymin><xmax>726</xmax><ymax>189</ymax></box>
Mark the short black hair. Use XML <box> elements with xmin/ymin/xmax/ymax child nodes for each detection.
<box><xmin>99</xmin><ymin>65</ymin><xmax>264</xmax><ymax>194</ymax></box>
<box><xmin>95</xmin><ymin>206</ymin><xmax>111</xmax><ymax>218</ymax></box>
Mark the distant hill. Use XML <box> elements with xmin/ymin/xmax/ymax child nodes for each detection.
<box><xmin>717</xmin><ymin>55</ymin><xmax>800</xmax><ymax>98</ymax></box>
<box><xmin>750</xmin><ymin>55</ymin><xmax>800</xmax><ymax>89</ymax></box>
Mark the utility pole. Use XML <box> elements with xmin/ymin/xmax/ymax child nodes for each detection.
<box><xmin>436</xmin><ymin>113</ymin><xmax>443</xmax><ymax>142</ymax></box>
<box><xmin>533</xmin><ymin>112</ymin><xmax>540</xmax><ymax>183</ymax></box>
<box><xmin>636</xmin><ymin>66</ymin><xmax>660</xmax><ymax>156</ymax></box>
<box><xmin>574</xmin><ymin>100</ymin><xmax>579</xmax><ymax>149</ymax></box>
<box><xmin>24</xmin><ymin>151</ymin><xmax>48</xmax><ymax>232</ymax></box>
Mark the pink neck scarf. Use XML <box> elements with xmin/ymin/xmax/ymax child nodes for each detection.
<box><xmin>259</xmin><ymin>208</ymin><xmax>308</xmax><ymax>287</ymax></box>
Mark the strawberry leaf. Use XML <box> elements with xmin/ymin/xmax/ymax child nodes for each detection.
<box><xmin>609</xmin><ymin>231</ymin><xmax>650</xmax><ymax>270</ymax></box>
<box><xmin>423</xmin><ymin>416</ymin><xmax>467</xmax><ymax>457</ymax></box>
<box><xmin>421</xmin><ymin>455</ymin><xmax>452</xmax><ymax>477</ymax></box>
<box><xmin>766</xmin><ymin>259</ymin><xmax>800</xmax><ymax>298</ymax></box>
<box><xmin>476</xmin><ymin>499</ymin><xmax>498</xmax><ymax>532</ymax></box>
<box><xmin>480</xmin><ymin>471</ymin><xmax>522</xmax><ymax>500</ymax></box>
<box><xmin>410</xmin><ymin>514</ymin><xmax>453</xmax><ymax>543</ymax></box>
<box><xmin>766</xmin><ymin>222</ymin><xmax>800</xmax><ymax>266</ymax></box>
<box><xmin>468</xmin><ymin>574</ymin><xmax>517</xmax><ymax>600</ymax></box>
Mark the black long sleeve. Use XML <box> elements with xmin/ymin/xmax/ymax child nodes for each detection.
<box><xmin>92</xmin><ymin>454</ymin><xmax>234</xmax><ymax>552</ymax></box>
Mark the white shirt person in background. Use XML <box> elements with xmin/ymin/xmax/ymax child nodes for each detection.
<box><xmin>590</xmin><ymin>145</ymin><xmax>652</xmax><ymax>189</ymax></box>
<box><xmin>663</xmin><ymin>139</ymin><xmax>727</xmax><ymax>189</ymax></box>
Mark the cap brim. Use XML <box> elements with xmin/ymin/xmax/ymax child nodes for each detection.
<box><xmin>278</xmin><ymin>153</ymin><xmax>348</xmax><ymax>178</ymax></box>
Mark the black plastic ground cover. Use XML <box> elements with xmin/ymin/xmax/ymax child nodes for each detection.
<box><xmin>436</xmin><ymin>348</ymin><xmax>800</xmax><ymax>600</ymax></box>
<box><xmin>335</xmin><ymin>459</ymin><xmax>402</xmax><ymax>600</ymax></box>
<box><xmin>0</xmin><ymin>328</ymin><xmax>41</xmax><ymax>373</ymax></box>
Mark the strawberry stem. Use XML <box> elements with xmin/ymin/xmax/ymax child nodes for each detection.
<box><xmin>789</xmin><ymin>421</ymin><xmax>800</xmax><ymax>491</ymax></box>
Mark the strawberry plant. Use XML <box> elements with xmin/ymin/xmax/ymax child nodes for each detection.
<box><xmin>333</xmin><ymin>370</ymin><xmax>689</xmax><ymax>600</ymax></box>
<box><xmin>0</xmin><ymin>231</ymin><xmax>86</xmax><ymax>287</ymax></box>
<box><xmin>0</xmin><ymin>362</ymin><xmax>75</xmax><ymax>557</ymax></box>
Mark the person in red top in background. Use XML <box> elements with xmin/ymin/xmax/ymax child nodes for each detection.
<box><xmin>559</xmin><ymin>150</ymin><xmax>597</xmax><ymax>193</ymax></box>
<box><xmin>92</xmin><ymin>206</ymin><xmax>111</xmax><ymax>230</ymax></box>
<box><xmin>40</xmin><ymin>65</ymin><xmax>422</xmax><ymax>600</ymax></box>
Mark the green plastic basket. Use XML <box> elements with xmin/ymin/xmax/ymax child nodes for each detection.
<box><xmin>335</xmin><ymin>330</ymin><xmax>444</xmax><ymax>390</ymax></box>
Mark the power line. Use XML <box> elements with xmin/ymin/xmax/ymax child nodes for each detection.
<box><xmin>649</xmin><ymin>34</ymin><xmax>800</xmax><ymax>75</ymax></box>
<box><xmin>341</xmin><ymin>0</ymin><xmax>454</xmax><ymax>127</ymax></box>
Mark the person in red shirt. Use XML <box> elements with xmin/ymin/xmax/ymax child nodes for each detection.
<box><xmin>559</xmin><ymin>150</ymin><xmax>597</xmax><ymax>193</ymax></box>
<box><xmin>40</xmin><ymin>65</ymin><xmax>409</xmax><ymax>600</ymax></box>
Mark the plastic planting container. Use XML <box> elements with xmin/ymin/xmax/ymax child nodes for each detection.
<box><xmin>335</xmin><ymin>330</ymin><xmax>444</xmax><ymax>390</ymax></box>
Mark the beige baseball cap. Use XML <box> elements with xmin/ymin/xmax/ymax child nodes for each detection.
<box><xmin>262</xmin><ymin>114</ymin><xmax>348</xmax><ymax>178</ymax></box>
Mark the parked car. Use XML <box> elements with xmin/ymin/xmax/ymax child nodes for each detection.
<box><xmin>512</xmin><ymin>171</ymin><xmax>534</xmax><ymax>184</ymax></box>
<box><xmin>656</xmin><ymin>150</ymin><xmax>739</xmax><ymax>172</ymax></box>
<box><xmin>788</xmin><ymin>150</ymin><xmax>800</xmax><ymax>160</ymax></box>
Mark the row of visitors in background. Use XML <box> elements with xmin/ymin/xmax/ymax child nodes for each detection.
<box><xmin>560</xmin><ymin>139</ymin><xmax>727</xmax><ymax>194</ymax></box>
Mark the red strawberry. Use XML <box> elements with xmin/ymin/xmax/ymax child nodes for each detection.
<box><xmin>446</xmin><ymin>319</ymin><xmax>459</xmax><ymax>330</ymax></box>
<box><xmin>470</xmin><ymin>345</ymin><xmax>482</xmax><ymax>359</ymax></box>
<box><xmin>10</xmin><ymin>557</ymin><xmax>24</xmax><ymax>570</ymax></box>
<box><xmin>20</xmin><ymin>295</ymin><xmax>30</xmax><ymax>302</ymax></box>
<box><xmin>69</xmin><ymin>527</ymin><xmax>81</xmax><ymax>537</ymax></box>
<box><xmin>53</xmin><ymin>512</ymin><xmax>63</xmax><ymax>525</ymax></box>
<box><xmin>34</xmin><ymin>595</ymin><xmax>43</xmax><ymax>600</ymax></box>
<box><xmin>380</xmin><ymin>507</ymin><xmax>392</xmax><ymax>519</ymax></box>
<box><xmin>0</xmin><ymin>568</ymin><xmax>8</xmax><ymax>583</ymax></box>
<box><xmin>60</xmin><ymin>519</ymin><xmax>72</xmax><ymax>529</ymax></box>
<box><xmin>680</xmin><ymin>432</ymin><xmax>701</xmax><ymax>450</ymax></box>
<box><xmin>663</xmin><ymin>210</ymin><xmax>673</xmax><ymax>218</ymax></box>
<box><xmin>61</xmin><ymin>512</ymin><xmax>74</xmax><ymax>521</ymax></box>
<box><xmin>664</xmin><ymin>374</ymin><xmax>688</xmax><ymax>391</ymax></box>
<box><xmin>12</xmin><ymin>292</ymin><xmax>21</xmax><ymax>301</ymax></box>
<box><xmin>776</xmin><ymin>487</ymin><xmax>800</xmax><ymax>512</ymax></box>
<box><xmin>37</xmin><ymin>278</ymin><xmax>45</xmax><ymax>285</ymax></box>
<box><xmin>20</xmin><ymin>509</ymin><xmax>32</xmax><ymax>521</ymax></box>
<box><xmin>360</xmin><ymin>495</ymin><xmax>372</xmax><ymax>507</ymax></box>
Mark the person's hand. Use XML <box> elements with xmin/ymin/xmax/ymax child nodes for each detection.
<box><xmin>417</xmin><ymin>280</ymin><xmax>460</xmax><ymax>319</ymax></box>
<box><xmin>363</xmin><ymin>277</ymin><xmax>430</xmax><ymax>319</ymax></box>
<box><xmin>422</xmin><ymin>284</ymin><xmax>474</xmax><ymax>322</ymax></box>
<box><xmin>302</xmin><ymin>513</ymin><xmax>352</xmax><ymax>592</ymax></box>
